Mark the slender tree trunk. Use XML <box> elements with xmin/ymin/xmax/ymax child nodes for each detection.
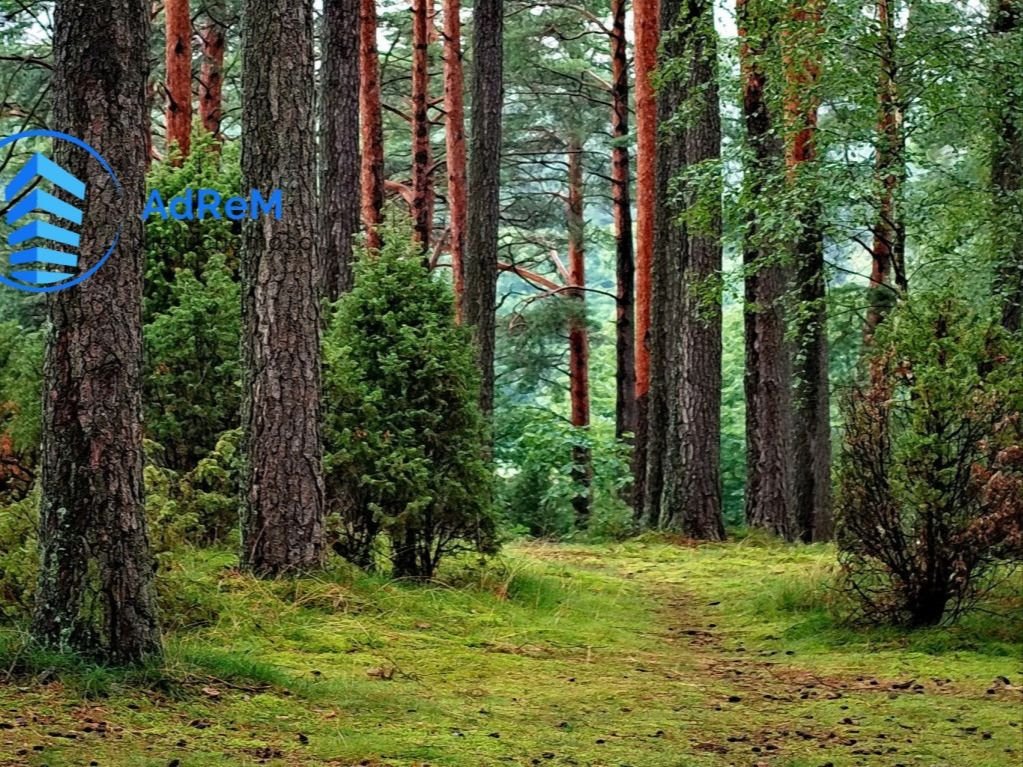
<box><xmin>738</xmin><ymin>0</ymin><xmax>794</xmax><ymax>540</ymax></box>
<box><xmin>463</xmin><ymin>0</ymin><xmax>504</xmax><ymax>417</ymax></box>
<box><xmin>656</xmin><ymin>0</ymin><xmax>725</xmax><ymax>540</ymax></box>
<box><xmin>240</xmin><ymin>0</ymin><xmax>325</xmax><ymax>575</ymax></box>
<box><xmin>632</xmin><ymin>0</ymin><xmax>658</xmax><ymax>516</ymax></box>
<box><xmin>360</xmin><ymin>0</ymin><xmax>385</xmax><ymax>251</ymax></box>
<box><xmin>443</xmin><ymin>0</ymin><xmax>468</xmax><ymax>316</ymax></box>
<box><xmin>411</xmin><ymin>0</ymin><xmax>434</xmax><ymax>250</ymax></box>
<box><xmin>611</xmin><ymin>0</ymin><xmax>636</xmax><ymax>444</ymax></box>
<box><xmin>321</xmin><ymin>0</ymin><xmax>362</xmax><ymax>299</ymax></box>
<box><xmin>164</xmin><ymin>0</ymin><xmax>192</xmax><ymax>158</ymax></box>
<box><xmin>784</xmin><ymin>0</ymin><xmax>832</xmax><ymax>541</ymax></box>
<box><xmin>866</xmin><ymin>0</ymin><xmax>906</xmax><ymax>335</ymax></box>
<box><xmin>566</xmin><ymin>137</ymin><xmax>592</xmax><ymax>527</ymax></box>
<box><xmin>992</xmin><ymin>0</ymin><xmax>1023</xmax><ymax>331</ymax></box>
<box><xmin>32</xmin><ymin>0</ymin><xmax>161</xmax><ymax>664</ymax></box>
<box><xmin>199</xmin><ymin>0</ymin><xmax>227</xmax><ymax>140</ymax></box>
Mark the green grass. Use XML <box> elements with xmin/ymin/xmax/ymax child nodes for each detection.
<box><xmin>0</xmin><ymin>540</ymin><xmax>1020</xmax><ymax>766</ymax></box>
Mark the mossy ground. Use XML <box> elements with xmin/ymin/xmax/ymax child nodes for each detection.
<box><xmin>0</xmin><ymin>539</ymin><xmax>1019</xmax><ymax>766</ymax></box>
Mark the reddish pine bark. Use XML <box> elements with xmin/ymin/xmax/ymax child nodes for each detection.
<box><xmin>866</xmin><ymin>0</ymin><xmax>906</xmax><ymax>335</ymax></box>
<box><xmin>360</xmin><ymin>0</ymin><xmax>385</xmax><ymax>251</ymax></box>
<box><xmin>443</xmin><ymin>0</ymin><xmax>467</xmax><ymax>315</ymax></box>
<box><xmin>165</xmin><ymin>0</ymin><xmax>192</xmax><ymax>159</ymax></box>
<box><xmin>611</xmin><ymin>0</ymin><xmax>636</xmax><ymax>443</ymax></box>
<box><xmin>632</xmin><ymin>0</ymin><xmax>658</xmax><ymax>515</ymax></box>
<box><xmin>199</xmin><ymin>0</ymin><xmax>227</xmax><ymax>140</ymax></box>
<box><xmin>567</xmin><ymin>137</ymin><xmax>591</xmax><ymax>527</ymax></box>
<box><xmin>411</xmin><ymin>0</ymin><xmax>434</xmax><ymax>250</ymax></box>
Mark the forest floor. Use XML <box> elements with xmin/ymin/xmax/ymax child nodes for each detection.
<box><xmin>0</xmin><ymin>538</ymin><xmax>1020</xmax><ymax>767</ymax></box>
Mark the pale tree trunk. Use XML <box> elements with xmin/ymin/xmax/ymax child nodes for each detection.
<box><xmin>632</xmin><ymin>0</ymin><xmax>658</xmax><ymax>517</ymax></box>
<box><xmin>165</xmin><ymin>0</ymin><xmax>192</xmax><ymax>158</ymax></box>
<box><xmin>411</xmin><ymin>0</ymin><xmax>434</xmax><ymax>250</ymax></box>
<box><xmin>240</xmin><ymin>0</ymin><xmax>325</xmax><ymax>575</ymax></box>
<box><xmin>199</xmin><ymin>0</ymin><xmax>227</xmax><ymax>141</ymax></box>
<box><xmin>738</xmin><ymin>0</ymin><xmax>794</xmax><ymax>540</ymax></box>
<box><xmin>463</xmin><ymin>0</ymin><xmax>504</xmax><ymax>417</ymax></box>
<box><xmin>32</xmin><ymin>0</ymin><xmax>161</xmax><ymax>664</ymax></box>
<box><xmin>443</xmin><ymin>0</ymin><xmax>468</xmax><ymax>316</ymax></box>
<box><xmin>360</xmin><ymin>0</ymin><xmax>385</xmax><ymax>251</ymax></box>
<box><xmin>321</xmin><ymin>0</ymin><xmax>362</xmax><ymax>298</ymax></box>
<box><xmin>567</xmin><ymin>137</ymin><xmax>592</xmax><ymax>527</ymax></box>
<box><xmin>656</xmin><ymin>0</ymin><xmax>725</xmax><ymax>540</ymax></box>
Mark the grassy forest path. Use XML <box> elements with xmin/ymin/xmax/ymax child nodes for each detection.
<box><xmin>0</xmin><ymin>540</ymin><xmax>1020</xmax><ymax>766</ymax></box>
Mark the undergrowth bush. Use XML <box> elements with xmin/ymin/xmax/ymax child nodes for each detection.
<box><xmin>836</xmin><ymin>296</ymin><xmax>1023</xmax><ymax>627</ymax></box>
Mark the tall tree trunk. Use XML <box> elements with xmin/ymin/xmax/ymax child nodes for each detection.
<box><xmin>463</xmin><ymin>0</ymin><xmax>504</xmax><ymax>417</ymax></box>
<box><xmin>632</xmin><ymin>0</ymin><xmax>658</xmax><ymax>516</ymax></box>
<box><xmin>784</xmin><ymin>0</ymin><xmax>831</xmax><ymax>541</ymax></box>
<box><xmin>655</xmin><ymin>0</ymin><xmax>725</xmax><ymax>540</ymax></box>
<box><xmin>443</xmin><ymin>0</ymin><xmax>468</xmax><ymax>316</ymax></box>
<box><xmin>866</xmin><ymin>0</ymin><xmax>906</xmax><ymax>335</ymax></box>
<box><xmin>738</xmin><ymin>0</ymin><xmax>794</xmax><ymax>540</ymax></box>
<box><xmin>32</xmin><ymin>0</ymin><xmax>161</xmax><ymax>664</ymax></box>
<box><xmin>199</xmin><ymin>0</ymin><xmax>227</xmax><ymax>140</ymax></box>
<box><xmin>992</xmin><ymin>0</ymin><xmax>1023</xmax><ymax>331</ymax></box>
<box><xmin>567</xmin><ymin>137</ymin><xmax>592</xmax><ymax>527</ymax></box>
<box><xmin>165</xmin><ymin>0</ymin><xmax>192</xmax><ymax>158</ymax></box>
<box><xmin>360</xmin><ymin>0</ymin><xmax>385</xmax><ymax>251</ymax></box>
<box><xmin>411</xmin><ymin>0</ymin><xmax>434</xmax><ymax>249</ymax></box>
<box><xmin>321</xmin><ymin>0</ymin><xmax>362</xmax><ymax>299</ymax></box>
<box><xmin>611</xmin><ymin>0</ymin><xmax>636</xmax><ymax>444</ymax></box>
<box><xmin>240</xmin><ymin>0</ymin><xmax>325</xmax><ymax>575</ymax></box>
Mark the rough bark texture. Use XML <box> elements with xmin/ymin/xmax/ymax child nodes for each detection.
<box><xmin>240</xmin><ymin>0</ymin><xmax>325</xmax><ymax>575</ymax></box>
<box><xmin>444</xmin><ymin>0</ymin><xmax>468</xmax><ymax>317</ymax></box>
<box><xmin>992</xmin><ymin>0</ymin><xmax>1023</xmax><ymax>331</ymax></box>
<box><xmin>321</xmin><ymin>0</ymin><xmax>362</xmax><ymax>299</ymax></box>
<box><xmin>199</xmin><ymin>0</ymin><xmax>227</xmax><ymax>140</ymax></box>
<box><xmin>866</xmin><ymin>0</ymin><xmax>907</xmax><ymax>335</ymax></box>
<box><xmin>359</xmin><ymin>0</ymin><xmax>385</xmax><ymax>251</ymax></box>
<box><xmin>164</xmin><ymin>0</ymin><xmax>192</xmax><ymax>158</ymax></box>
<box><xmin>784</xmin><ymin>0</ymin><xmax>832</xmax><ymax>541</ymax></box>
<box><xmin>32</xmin><ymin>0</ymin><xmax>161</xmax><ymax>664</ymax></box>
<box><xmin>411</xmin><ymin>0</ymin><xmax>434</xmax><ymax>249</ymax></box>
<box><xmin>738</xmin><ymin>0</ymin><xmax>794</xmax><ymax>540</ymax></box>
<box><xmin>611</xmin><ymin>0</ymin><xmax>637</xmax><ymax>444</ymax></box>
<box><xmin>567</xmin><ymin>138</ymin><xmax>592</xmax><ymax>527</ymax></box>
<box><xmin>632</xmin><ymin>0</ymin><xmax>658</xmax><ymax>516</ymax></box>
<box><xmin>653</xmin><ymin>0</ymin><xmax>725</xmax><ymax>540</ymax></box>
<box><xmin>463</xmin><ymin>0</ymin><xmax>504</xmax><ymax>416</ymax></box>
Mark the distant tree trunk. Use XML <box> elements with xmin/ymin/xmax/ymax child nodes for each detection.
<box><xmin>463</xmin><ymin>0</ymin><xmax>504</xmax><ymax>417</ymax></box>
<box><xmin>632</xmin><ymin>0</ymin><xmax>658</xmax><ymax>516</ymax></box>
<box><xmin>32</xmin><ymin>0</ymin><xmax>161</xmax><ymax>665</ymax></box>
<box><xmin>165</xmin><ymin>0</ymin><xmax>192</xmax><ymax>158</ymax></box>
<box><xmin>321</xmin><ymin>0</ymin><xmax>362</xmax><ymax>299</ymax></box>
<box><xmin>611</xmin><ymin>0</ymin><xmax>636</xmax><ymax>444</ymax></box>
<box><xmin>566</xmin><ymin>137</ymin><xmax>592</xmax><ymax>527</ymax></box>
<box><xmin>992</xmin><ymin>0</ymin><xmax>1023</xmax><ymax>331</ymax></box>
<box><xmin>738</xmin><ymin>0</ymin><xmax>794</xmax><ymax>540</ymax></box>
<box><xmin>784</xmin><ymin>0</ymin><xmax>832</xmax><ymax>541</ymax></box>
<box><xmin>443</xmin><ymin>0</ymin><xmax>468</xmax><ymax>316</ymax></box>
<box><xmin>199</xmin><ymin>0</ymin><xmax>227</xmax><ymax>140</ymax></box>
<box><xmin>240</xmin><ymin>0</ymin><xmax>325</xmax><ymax>575</ymax></box>
<box><xmin>411</xmin><ymin>0</ymin><xmax>434</xmax><ymax>250</ymax></box>
<box><xmin>360</xmin><ymin>0</ymin><xmax>385</xmax><ymax>251</ymax></box>
<box><xmin>655</xmin><ymin>0</ymin><xmax>725</xmax><ymax>540</ymax></box>
<box><xmin>866</xmin><ymin>0</ymin><xmax>906</xmax><ymax>335</ymax></box>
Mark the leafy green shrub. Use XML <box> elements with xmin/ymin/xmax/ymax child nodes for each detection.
<box><xmin>323</xmin><ymin>217</ymin><xmax>498</xmax><ymax>578</ymax></box>
<box><xmin>836</xmin><ymin>295</ymin><xmax>1023</xmax><ymax>626</ymax></box>
<box><xmin>0</xmin><ymin>490</ymin><xmax>38</xmax><ymax>620</ymax></box>
<box><xmin>0</xmin><ymin>322</ymin><xmax>42</xmax><ymax>499</ymax></box>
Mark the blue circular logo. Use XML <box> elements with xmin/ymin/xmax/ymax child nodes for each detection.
<box><xmin>0</xmin><ymin>129</ymin><xmax>122</xmax><ymax>293</ymax></box>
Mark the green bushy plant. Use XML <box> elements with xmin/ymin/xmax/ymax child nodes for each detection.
<box><xmin>836</xmin><ymin>294</ymin><xmax>1023</xmax><ymax>626</ymax></box>
<box><xmin>0</xmin><ymin>489</ymin><xmax>38</xmax><ymax>620</ymax></box>
<box><xmin>323</xmin><ymin>217</ymin><xmax>498</xmax><ymax>578</ymax></box>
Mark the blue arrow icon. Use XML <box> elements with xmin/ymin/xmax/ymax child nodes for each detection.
<box><xmin>6</xmin><ymin>188</ymin><xmax>83</xmax><ymax>226</ymax></box>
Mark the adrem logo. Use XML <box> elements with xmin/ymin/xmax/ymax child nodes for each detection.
<box><xmin>1</xmin><ymin>129</ymin><xmax>283</xmax><ymax>293</ymax></box>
